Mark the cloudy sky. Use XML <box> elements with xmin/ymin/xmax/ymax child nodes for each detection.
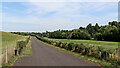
<box><xmin>1</xmin><ymin>1</ymin><xmax>118</xmax><ymax>32</ymax></box>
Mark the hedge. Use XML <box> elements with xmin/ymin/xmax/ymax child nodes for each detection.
<box><xmin>16</xmin><ymin>36</ymin><xmax>30</xmax><ymax>55</ymax></box>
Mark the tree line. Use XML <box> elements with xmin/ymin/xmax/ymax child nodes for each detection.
<box><xmin>11</xmin><ymin>21</ymin><xmax>120</xmax><ymax>42</ymax></box>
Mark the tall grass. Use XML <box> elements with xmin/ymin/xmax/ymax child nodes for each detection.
<box><xmin>1</xmin><ymin>32</ymin><xmax>28</xmax><ymax>54</ymax></box>
<box><xmin>2</xmin><ymin>32</ymin><xmax>28</xmax><ymax>46</ymax></box>
<box><xmin>1</xmin><ymin>31</ymin><xmax>29</xmax><ymax>64</ymax></box>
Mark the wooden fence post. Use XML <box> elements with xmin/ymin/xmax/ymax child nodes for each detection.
<box><xmin>5</xmin><ymin>46</ymin><xmax>8</xmax><ymax>63</ymax></box>
<box><xmin>13</xmin><ymin>45</ymin><xmax>15</xmax><ymax>55</ymax></box>
<box><xmin>0</xmin><ymin>54</ymin><xmax>2</xmax><ymax>68</ymax></box>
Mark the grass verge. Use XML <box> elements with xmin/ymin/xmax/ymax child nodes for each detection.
<box><xmin>22</xmin><ymin>40</ymin><xmax>32</xmax><ymax>56</ymax></box>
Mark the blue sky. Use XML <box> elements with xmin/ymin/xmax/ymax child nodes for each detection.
<box><xmin>2</xmin><ymin>2</ymin><xmax>118</xmax><ymax>32</ymax></box>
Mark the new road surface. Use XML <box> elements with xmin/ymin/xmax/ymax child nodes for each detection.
<box><xmin>14</xmin><ymin>37</ymin><xmax>98</xmax><ymax>66</ymax></box>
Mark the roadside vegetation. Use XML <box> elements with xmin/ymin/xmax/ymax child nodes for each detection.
<box><xmin>36</xmin><ymin>36</ymin><xmax>119</xmax><ymax>67</ymax></box>
<box><xmin>22</xmin><ymin>40</ymin><xmax>32</xmax><ymax>56</ymax></box>
<box><xmin>1</xmin><ymin>31</ymin><xmax>31</xmax><ymax>66</ymax></box>
<box><xmin>40</xmin><ymin>40</ymin><xmax>117</xmax><ymax>67</ymax></box>
<box><xmin>2</xmin><ymin>39</ymin><xmax>32</xmax><ymax>66</ymax></box>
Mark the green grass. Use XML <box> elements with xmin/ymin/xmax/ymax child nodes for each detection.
<box><xmin>2</xmin><ymin>56</ymin><xmax>18</xmax><ymax>66</ymax></box>
<box><xmin>2</xmin><ymin>31</ymin><xmax>28</xmax><ymax>46</ymax></box>
<box><xmin>22</xmin><ymin>40</ymin><xmax>32</xmax><ymax>56</ymax></box>
<box><xmin>1</xmin><ymin>31</ymin><xmax>28</xmax><ymax>54</ymax></box>
<box><xmin>1</xmin><ymin>31</ymin><xmax>29</xmax><ymax>66</ymax></box>
<box><xmin>43</xmin><ymin>37</ymin><xmax>118</xmax><ymax>49</ymax></box>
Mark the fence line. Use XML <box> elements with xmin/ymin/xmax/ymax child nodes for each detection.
<box><xmin>5</xmin><ymin>46</ymin><xmax>7</xmax><ymax>63</ymax></box>
<box><xmin>2</xmin><ymin>45</ymin><xmax>16</xmax><ymax>64</ymax></box>
<box><xmin>0</xmin><ymin>54</ymin><xmax>2</xmax><ymax>68</ymax></box>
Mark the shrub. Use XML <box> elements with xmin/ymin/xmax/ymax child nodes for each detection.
<box><xmin>71</xmin><ymin>43</ymin><xmax>77</xmax><ymax>52</ymax></box>
<box><xmin>55</xmin><ymin>41</ymin><xmax>60</xmax><ymax>47</ymax></box>
<box><xmin>17</xmin><ymin>36</ymin><xmax>30</xmax><ymax>49</ymax></box>
<box><xmin>61</xmin><ymin>42</ymin><xmax>67</xmax><ymax>48</ymax></box>
<box><xmin>67</xmin><ymin>43</ymin><xmax>74</xmax><ymax>50</ymax></box>
<box><xmin>64</xmin><ymin>43</ymin><xmax>69</xmax><ymax>49</ymax></box>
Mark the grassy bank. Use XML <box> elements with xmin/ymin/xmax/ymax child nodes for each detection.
<box><xmin>22</xmin><ymin>40</ymin><xmax>32</xmax><ymax>56</ymax></box>
<box><xmin>2</xmin><ymin>38</ymin><xmax>32</xmax><ymax>66</ymax></box>
<box><xmin>1</xmin><ymin>31</ymin><xmax>30</xmax><ymax>66</ymax></box>
<box><xmin>2</xmin><ymin>32</ymin><xmax>28</xmax><ymax>46</ymax></box>
<box><xmin>1</xmin><ymin>32</ymin><xmax>28</xmax><ymax>54</ymax></box>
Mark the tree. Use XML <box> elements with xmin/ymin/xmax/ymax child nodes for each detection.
<box><xmin>86</xmin><ymin>23</ymin><xmax>95</xmax><ymax>37</ymax></box>
<box><xmin>70</xmin><ymin>29</ymin><xmax>91</xmax><ymax>40</ymax></box>
<box><xmin>94</xmin><ymin>23</ymin><xmax>99</xmax><ymax>32</ymax></box>
<box><xmin>109</xmin><ymin>21</ymin><xmax>118</xmax><ymax>26</ymax></box>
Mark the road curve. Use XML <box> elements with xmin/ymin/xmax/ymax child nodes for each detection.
<box><xmin>14</xmin><ymin>37</ymin><xmax>98</xmax><ymax>66</ymax></box>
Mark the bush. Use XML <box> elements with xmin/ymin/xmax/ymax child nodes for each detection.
<box><xmin>17</xmin><ymin>36</ymin><xmax>30</xmax><ymax>49</ymax></box>
<box><xmin>17</xmin><ymin>41</ymin><xmax>25</xmax><ymax>49</ymax></box>
<box><xmin>61</xmin><ymin>42</ymin><xmax>67</xmax><ymax>48</ymax></box>
<box><xmin>67</xmin><ymin>43</ymin><xmax>74</xmax><ymax>50</ymax></box>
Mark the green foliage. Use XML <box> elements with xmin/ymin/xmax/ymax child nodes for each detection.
<box><xmin>11</xmin><ymin>21</ymin><xmax>120</xmax><ymax>42</ymax></box>
<box><xmin>70</xmin><ymin>30</ymin><xmax>91</xmax><ymax>39</ymax></box>
<box><xmin>94</xmin><ymin>22</ymin><xmax>120</xmax><ymax>42</ymax></box>
<box><xmin>16</xmin><ymin>36</ymin><xmax>30</xmax><ymax>49</ymax></box>
<box><xmin>48</xmin><ymin>31</ymin><xmax>68</xmax><ymax>39</ymax></box>
<box><xmin>61</xmin><ymin>42</ymin><xmax>67</xmax><ymax>48</ymax></box>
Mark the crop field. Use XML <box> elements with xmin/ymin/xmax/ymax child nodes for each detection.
<box><xmin>43</xmin><ymin>37</ymin><xmax>118</xmax><ymax>49</ymax></box>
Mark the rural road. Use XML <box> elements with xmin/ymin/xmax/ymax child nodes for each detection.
<box><xmin>14</xmin><ymin>37</ymin><xmax>98</xmax><ymax>66</ymax></box>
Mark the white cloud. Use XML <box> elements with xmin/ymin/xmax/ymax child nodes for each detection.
<box><xmin>2</xmin><ymin>6</ymin><xmax>10</xmax><ymax>9</ymax></box>
<box><xmin>24</xmin><ymin>2</ymin><xmax>117</xmax><ymax>16</ymax></box>
<box><xmin>2</xmin><ymin>2</ymin><xmax>118</xmax><ymax>32</ymax></box>
<box><xmin>2</xmin><ymin>11</ymin><xmax>117</xmax><ymax>32</ymax></box>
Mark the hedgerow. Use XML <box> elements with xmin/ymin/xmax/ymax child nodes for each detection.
<box><xmin>35</xmin><ymin>35</ymin><xmax>119</xmax><ymax>66</ymax></box>
<box><xmin>16</xmin><ymin>36</ymin><xmax>30</xmax><ymax>55</ymax></box>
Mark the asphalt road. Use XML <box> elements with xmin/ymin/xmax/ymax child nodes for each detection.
<box><xmin>14</xmin><ymin>37</ymin><xmax>98</xmax><ymax>66</ymax></box>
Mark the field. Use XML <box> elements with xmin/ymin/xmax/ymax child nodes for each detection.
<box><xmin>1</xmin><ymin>31</ymin><xmax>30</xmax><ymax>65</ymax></box>
<box><xmin>1</xmin><ymin>31</ymin><xmax>28</xmax><ymax>54</ymax></box>
<box><xmin>2</xmin><ymin>31</ymin><xmax>28</xmax><ymax>46</ymax></box>
<box><xmin>43</xmin><ymin>37</ymin><xmax>118</xmax><ymax>49</ymax></box>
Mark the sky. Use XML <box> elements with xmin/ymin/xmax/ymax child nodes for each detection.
<box><xmin>1</xmin><ymin>1</ymin><xmax>118</xmax><ymax>32</ymax></box>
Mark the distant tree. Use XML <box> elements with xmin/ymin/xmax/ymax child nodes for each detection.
<box><xmin>109</xmin><ymin>21</ymin><xmax>118</xmax><ymax>26</ymax></box>
<box><xmin>70</xmin><ymin>29</ymin><xmax>91</xmax><ymax>40</ymax></box>
<box><xmin>79</xmin><ymin>27</ymin><xmax>85</xmax><ymax>30</ymax></box>
<box><xmin>86</xmin><ymin>23</ymin><xmax>95</xmax><ymax>37</ymax></box>
<box><xmin>94</xmin><ymin>23</ymin><xmax>99</xmax><ymax>32</ymax></box>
